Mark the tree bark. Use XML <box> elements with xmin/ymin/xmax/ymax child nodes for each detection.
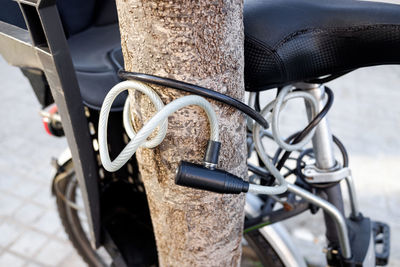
<box><xmin>116</xmin><ymin>1</ymin><xmax>246</xmax><ymax>266</ymax></box>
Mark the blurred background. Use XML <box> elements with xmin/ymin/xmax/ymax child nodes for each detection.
<box><xmin>0</xmin><ymin>56</ymin><xmax>400</xmax><ymax>267</ymax></box>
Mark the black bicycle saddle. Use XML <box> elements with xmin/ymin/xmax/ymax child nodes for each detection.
<box><xmin>244</xmin><ymin>0</ymin><xmax>400</xmax><ymax>91</ymax></box>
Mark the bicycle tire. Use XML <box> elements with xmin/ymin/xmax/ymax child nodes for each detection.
<box><xmin>243</xmin><ymin>230</ymin><xmax>285</xmax><ymax>267</ymax></box>
<box><xmin>54</xmin><ymin>161</ymin><xmax>107</xmax><ymax>267</ymax></box>
<box><xmin>54</xmin><ymin>161</ymin><xmax>288</xmax><ymax>267</ymax></box>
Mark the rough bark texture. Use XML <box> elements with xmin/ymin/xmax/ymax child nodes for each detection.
<box><xmin>116</xmin><ymin>1</ymin><xmax>246</xmax><ymax>266</ymax></box>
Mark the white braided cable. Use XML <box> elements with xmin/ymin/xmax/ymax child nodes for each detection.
<box><xmin>252</xmin><ymin>118</ymin><xmax>288</xmax><ymax>195</ymax></box>
<box><xmin>271</xmin><ymin>86</ymin><xmax>319</xmax><ymax>151</ymax></box>
<box><xmin>99</xmin><ymin>81</ymin><xmax>219</xmax><ymax>172</ymax></box>
<box><xmin>122</xmin><ymin>95</ymin><xmax>135</xmax><ymax>140</ymax></box>
<box><xmin>249</xmin><ymin>86</ymin><xmax>319</xmax><ymax>195</ymax></box>
<box><xmin>120</xmin><ymin>81</ymin><xmax>167</xmax><ymax>148</ymax></box>
<box><xmin>246</xmin><ymin>92</ymin><xmax>257</xmax><ymax>131</ymax></box>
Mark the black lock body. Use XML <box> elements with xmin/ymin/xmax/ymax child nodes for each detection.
<box><xmin>175</xmin><ymin>161</ymin><xmax>249</xmax><ymax>194</ymax></box>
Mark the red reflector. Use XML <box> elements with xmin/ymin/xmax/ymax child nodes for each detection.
<box><xmin>42</xmin><ymin>118</ymin><xmax>53</xmax><ymax>136</ymax></box>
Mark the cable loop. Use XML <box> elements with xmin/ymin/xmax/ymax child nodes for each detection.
<box><xmin>250</xmin><ymin>85</ymin><xmax>319</xmax><ymax>195</ymax></box>
<box><xmin>121</xmin><ymin>81</ymin><xmax>168</xmax><ymax>148</ymax></box>
<box><xmin>99</xmin><ymin>80</ymin><xmax>325</xmax><ymax>196</ymax></box>
<box><xmin>99</xmin><ymin>80</ymin><xmax>219</xmax><ymax>172</ymax></box>
<box><xmin>270</xmin><ymin>86</ymin><xmax>319</xmax><ymax>151</ymax></box>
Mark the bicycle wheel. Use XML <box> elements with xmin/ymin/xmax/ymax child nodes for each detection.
<box><xmin>242</xmin><ymin>230</ymin><xmax>285</xmax><ymax>267</ymax></box>
<box><xmin>54</xmin><ymin>161</ymin><xmax>110</xmax><ymax>267</ymax></box>
<box><xmin>54</xmin><ymin>161</ymin><xmax>295</xmax><ymax>267</ymax></box>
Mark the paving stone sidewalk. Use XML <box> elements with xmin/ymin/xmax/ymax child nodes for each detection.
<box><xmin>0</xmin><ymin>55</ymin><xmax>400</xmax><ymax>267</ymax></box>
<box><xmin>0</xmin><ymin>57</ymin><xmax>85</xmax><ymax>267</ymax></box>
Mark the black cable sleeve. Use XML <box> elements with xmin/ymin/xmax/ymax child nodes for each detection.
<box><xmin>272</xmin><ymin>132</ymin><xmax>300</xmax><ymax>165</ymax></box>
<box><xmin>255</xmin><ymin>92</ymin><xmax>261</xmax><ymax>112</ymax></box>
<box><xmin>203</xmin><ymin>140</ymin><xmax>221</xmax><ymax>165</ymax></box>
<box><xmin>118</xmin><ymin>70</ymin><xmax>269</xmax><ymax>129</ymax></box>
<box><xmin>276</xmin><ymin>87</ymin><xmax>334</xmax><ymax>171</ymax></box>
<box><xmin>332</xmin><ymin>135</ymin><xmax>349</xmax><ymax>167</ymax></box>
<box><xmin>247</xmin><ymin>163</ymin><xmax>272</xmax><ymax>183</ymax></box>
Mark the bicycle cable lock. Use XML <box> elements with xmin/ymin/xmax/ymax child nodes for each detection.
<box><xmin>98</xmin><ymin>79</ymin><xmax>290</xmax><ymax>195</ymax></box>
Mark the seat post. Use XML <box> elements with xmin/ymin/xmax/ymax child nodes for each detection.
<box><xmin>296</xmin><ymin>82</ymin><xmax>346</xmax><ymax>251</ymax></box>
<box><xmin>298</xmin><ymin>83</ymin><xmax>337</xmax><ymax>170</ymax></box>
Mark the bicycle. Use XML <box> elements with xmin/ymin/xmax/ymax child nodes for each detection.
<box><xmin>1</xmin><ymin>0</ymin><xmax>399</xmax><ymax>266</ymax></box>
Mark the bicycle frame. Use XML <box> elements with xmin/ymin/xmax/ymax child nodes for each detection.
<box><xmin>0</xmin><ymin>0</ymin><xmax>390</xmax><ymax>266</ymax></box>
<box><xmin>299</xmin><ymin>83</ymin><xmax>352</xmax><ymax>259</ymax></box>
<box><xmin>245</xmin><ymin>83</ymin><xmax>378</xmax><ymax>266</ymax></box>
<box><xmin>0</xmin><ymin>0</ymin><xmax>101</xmax><ymax>246</ymax></box>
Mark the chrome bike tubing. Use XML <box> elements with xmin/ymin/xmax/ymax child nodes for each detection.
<box><xmin>296</xmin><ymin>83</ymin><xmax>351</xmax><ymax>259</ymax></box>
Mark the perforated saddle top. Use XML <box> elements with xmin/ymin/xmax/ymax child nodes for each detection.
<box><xmin>66</xmin><ymin>0</ymin><xmax>400</xmax><ymax>109</ymax></box>
<box><xmin>244</xmin><ymin>0</ymin><xmax>400</xmax><ymax>91</ymax></box>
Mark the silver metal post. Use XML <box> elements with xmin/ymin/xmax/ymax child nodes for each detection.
<box><xmin>302</xmin><ymin>84</ymin><xmax>336</xmax><ymax>169</ymax></box>
<box><xmin>298</xmin><ymin>83</ymin><xmax>361</xmax><ymax>219</ymax></box>
<box><xmin>295</xmin><ymin>83</ymin><xmax>350</xmax><ymax>258</ymax></box>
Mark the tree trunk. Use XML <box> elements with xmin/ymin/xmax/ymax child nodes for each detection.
<box><xmin>116</xmin><ymin>1</ymin><xmax>246</xmax><ymax>266</ymax></box>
